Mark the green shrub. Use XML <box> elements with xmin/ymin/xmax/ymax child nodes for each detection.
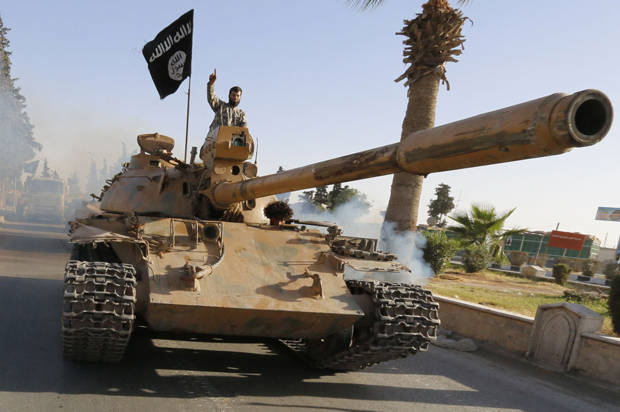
<box><xmin>581</xmin><ymin>259</ymin><xmax>597</xmax><ymax>277</ymax></box>
<box><xmin>610</xmin><ymin>274</ymin><xmax>620</xmax><ymax>334</ymax></box>
<box><xmin>604</xmin><ymin>262</ymin><xmax>619</xmax><ymax>280</ymax></box>
<box><xmin>421</xmin><ymin>231</ymin><xmax>458</xmax><ymax>275</ymax></box>
<box><xmin>563</xmin><ymin>289</ymin><xmax>599</xmax><ymax>303</ymax></box>
<box><xmin>563</xmin><ymin>289</ymin><xmax>583</xmax><ymax>303</ymax></box>
<box><xmin>552</xmin><ymin>263</ymin><xmax>571</xmax><ymax>285</ymax></box>
<box><xmin>556</xmin><ymin>258</ymin><xmax>575</xmax><ymax>271</ymax></box>
<box><xmin>506</xmin><ymin>251</ymin><xmax>529</xmax><ymax>267</ymax></box>
<box><xmin>462</xmin><ymin>244</ymin><xmax>491</xmax><ymax>273</ymax></box>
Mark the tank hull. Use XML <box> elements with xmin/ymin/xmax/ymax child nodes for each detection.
<box><xmin>69</xmin><ymin>216</ymin><xmax>391</xmax><ymax>339</ymax></box>
<box><xmin>141</xmin><ymin>219</ymin><xmax>365</xmax><ymax>338</ymax></box>
<box><xmin>66</xmin><ymin>212</ymin><xmax>439</xmax><ymax>369</ymax></box>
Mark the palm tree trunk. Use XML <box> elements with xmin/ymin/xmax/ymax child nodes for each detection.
<box><xmin>383</xmin><ymin>72</ymin><xmax>440</xmax><ymax>233</ymax></box>
<box><xmin>358</xmin><ymin>0</ymin><xmax>467</xmax><ymax>245</ymax></box>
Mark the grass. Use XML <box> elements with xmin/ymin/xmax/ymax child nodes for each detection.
<box><xmin>428</xmin><ymin>267</ymin><xmax>616</xmax><ymax>336</ymax></box>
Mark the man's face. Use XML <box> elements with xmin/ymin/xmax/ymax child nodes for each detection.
<box><xmin>229</xmin><ymin>90</ymin><xmax>242</xmax><ymax>107</ymax></box>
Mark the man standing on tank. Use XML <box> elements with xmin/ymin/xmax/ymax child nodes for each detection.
<box><xmin>206</xmin><ymin>69</ymin><xmax>247</xmax><ymax>134</ymax></box>
<box><xmin>200</xmin><ymin>69</ymin><xmax>247</xmax><ymax>162</ymax></box>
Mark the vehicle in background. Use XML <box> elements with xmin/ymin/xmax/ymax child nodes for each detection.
<box><xmin>18</xmin><ymin>176</ymin><xmax>66</xmax><ymax>223</ymax></box>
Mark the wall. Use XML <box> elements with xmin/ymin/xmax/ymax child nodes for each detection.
<box><xmin>434</xmin><ymin>295</ymin><xmax>620</xmax><ymax>386</ymax></box>
<box><xmin>435</xmin><ymin>296</ymin><xmax>533</xmax><ymax>353</ymax></box>
<box><xmin>573</xmin><ymin>333</ymin><xmax>620</xmax><ymax>386</ymax></box>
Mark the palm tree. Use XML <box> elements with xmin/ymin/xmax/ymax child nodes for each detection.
<box><xmin>447</xmin><ymin>204</ymin><xmax>526</xmax><ymax>261</ymax></box>
<box><xmin>353</xmin><ymin>1</ymin><xmax>469</xmax><ymax>243</ymax></box>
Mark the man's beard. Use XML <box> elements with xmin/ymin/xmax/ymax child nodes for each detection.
<box><xmin>228</xmin><ymin>100</ymin><xmax>239</xmax><ymax>107</ymax></box>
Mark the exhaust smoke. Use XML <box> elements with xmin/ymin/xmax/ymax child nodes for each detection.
<box><xmin>291</xmin><ymin>197</ymin><xmax>435</xmax><ymax>285</ymax></box>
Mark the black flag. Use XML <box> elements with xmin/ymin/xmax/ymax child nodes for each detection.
<box><xmin>142</xmin><ymin>10</ymin><xmax>193</xmax><ymax>99</ymax></box>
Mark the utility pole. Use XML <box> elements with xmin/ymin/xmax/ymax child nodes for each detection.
<box><xmin>535</xmin><ymin>233</ymin><xmax>544</xmax><ymax>262</ymax></box>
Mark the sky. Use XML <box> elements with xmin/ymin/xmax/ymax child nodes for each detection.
<box><xmin>2</xmin><ymin>0</ymin><xmax>620</xmax><ymax>247</ymax></box>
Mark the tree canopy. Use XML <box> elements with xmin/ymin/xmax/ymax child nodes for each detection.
<box><xmin>427</xmin><ymin>183</ymin><xmax>455</xmax><ymax>226</ymax></box>
<box><xmin>302</xmin><ymin>183</ymin><xmax>370</xmax><ymax>212</ymax></box>
<box><xmin>0</xmin><ymin>15</ymin><xmax>40</xmax><ymax>180</ymax></box>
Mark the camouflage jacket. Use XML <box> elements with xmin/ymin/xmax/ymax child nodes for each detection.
<box><xmin>207</xmin><ymin>83</ymin><xmax>247</xmax><ymax>134</ymax></box>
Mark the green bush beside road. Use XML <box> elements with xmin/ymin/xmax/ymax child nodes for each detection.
<box><xmin>422</xmin><ymin>230</ymin><xmax>458</xmax><ymax>274</ymax></box>
<box><xmin>552</xmin><ymin>263</ymin><xmax>571</xmax><ymax>285</ymax></box>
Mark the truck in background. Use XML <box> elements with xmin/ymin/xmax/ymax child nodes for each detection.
<box><xmin>18</xmin><ymin>176</ymin><xmax>66</xmax><ymax>223</ymax></box>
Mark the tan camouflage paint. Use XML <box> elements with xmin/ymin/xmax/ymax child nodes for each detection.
<box><xmin>211</xmin><ymin>90</ymin><xmax>612</xmax><ymax>205</ymax></box>
<box><xmin>71</xmin><ymin>89</ymin><xmax>612</xmax><ymax>339</ymax></box>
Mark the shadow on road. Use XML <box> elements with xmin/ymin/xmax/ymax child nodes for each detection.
<box><xmin>0</xmin><ymin>230</ymin><xmax>69</xmax><ymax>253</ymax></box>
<box><xmin>0</xmin><ymin>274</ymin><xmax>617</xmax><ymax>411</ymax></box>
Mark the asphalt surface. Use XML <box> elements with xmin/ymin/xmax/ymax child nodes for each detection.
<box><xmin>0</xmin><ymin>222</ymin><xmax>619</xmax><ymax>412</ymax></box>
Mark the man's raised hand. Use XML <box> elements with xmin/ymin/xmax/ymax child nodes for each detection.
<box><xmin>208</xmin><ymin>69</ymin><xmax>217</xmax><ymax>85</ymax></box>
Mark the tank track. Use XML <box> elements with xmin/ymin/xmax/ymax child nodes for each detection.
<box><xmin>62</xmin><ymin>260</ymin><xmax>137</xmax><ymax>362</ymax></box>
<box><xmin>282</xmin><ymin>279</ymin><xmax>440</xmax><ymax>371</ymax></box>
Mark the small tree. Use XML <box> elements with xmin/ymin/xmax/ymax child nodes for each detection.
<box><xmin>301</xmin><ymin>190</ymin><xmax>314</xmax><ymax>202</ymax></box>
<box><xmin>41</xmin><ymin>159</ymin><xmax>51</xmax><ymax>177</ymax></box>
<box><xmin>448</xmin><ymin>204</ymin><xmax>526</xmax><ymax>263</ymax></box>
<box><xmin>330</xmin><ymin>182</ymin><xmax>344</xmax><ymax>202</ymax></box>
<box><xmin>100</xmin><ymin>158</ymin><xmax>109</xmax><ymax>181</ymax></box>
<box><xmin>506</xmin><ymin>251</ymin><xmax>529</xmax><ymax>267</ymax></box>
<box><xmin>67</xmin><ymin>172</ymin><xmax>82</xmax><ymax>197</ymax></box>
<box><xmin>313</xmin><ymin>186</ymin><xmax>329</xmax><ymax>209</ymax></box>
<box><xmin>609</xmin><ymin>274</ymin><xmax>620</xmax><ymax>334</ymax></box>
<box><xmin>301</xmin><ymin>184</ymin><xmax>370</xmax><ymax>213</ymax></box>
<box><xmin>86</xmin><ymin>159</ymin><xmax>100</xmax><ymax>196</ymax></box>
<box><xmin>552</xmin><ymin>263</ymin><xmax>571</xmax><ymax>285</ymax></box>
<box><xmin>581</xmin><ymin>259</ymin><xmax>596</xmax><ymax>278</ymax></box>
<box><xmin>275</xmin><ymin>166</ymin><xmax>291</xmax><ymax>203</ymax></box>
<box><xmin>604</xmin><ymin>262</ymin><xmax>619</xmax><ymax>281</ymax></box>
<box><xmin>421</xmin><ymin>230</ymin><xmax>457</xmax><ymax>274</ymax></box>
<box><xmin>462</xmin><ymin>244</ymin><xmax>490</xmax><ymax>273</ymax></box>
<box><xmin>329</xmin><ymin>183</ymin><xmax>371</xmax><ymax>212</ymax></box>
<box><xmin>428</xmin><ymin>183</ymin><xmax>455</xmax><ymax>227</ymax></box>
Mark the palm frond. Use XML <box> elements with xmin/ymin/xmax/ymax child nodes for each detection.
<box><xmin>500</xmin><ymin>227</ymin><xmax>528</xmax><ymax>238</ymax></box>
<box><xmin>350</xmin><ymin>0</ymin><xmax>470</xmax><ymax>10</ymax></box>
<box><xmin>348</xmin><ymin>0</ymin><xmax>384</xmax><ymax>10</ymax></box>
<box><xmin>394</xmin><ymin>1</ymin><xmax>470</xmax><ymax>92</ymax></box>
<box><xmin>448</xmin><ymin>205</ymin><xmax>523</xmax><ymax>251</ymax></box>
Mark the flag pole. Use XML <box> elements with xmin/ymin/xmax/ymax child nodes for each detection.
<box><xmin>184</xmin><ymin>76</ymin><xmax>192</xmax><ymax>162</ymax></box>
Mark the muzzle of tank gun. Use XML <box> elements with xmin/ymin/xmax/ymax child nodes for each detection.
<box><xmin>555</xmin><ymin>89</ymin><xmax>611</xmax><ymax>146</ymax></box>
<box><xmin>209</xmin><ymin>89</ymin><xmax>612</xmax><ymax>208</ymax></box>
<box><xmin>394</xmin><ymin>89</ymin><xmax>612</xmax><ymax>175</ymax></box>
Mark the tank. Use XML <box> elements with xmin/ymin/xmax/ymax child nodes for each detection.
<box><xmin>62</xmin><ymin>89</ymin><xmax>612</xmax><ymax>369</ymax></box>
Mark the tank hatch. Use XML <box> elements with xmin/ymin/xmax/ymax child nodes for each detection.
<box><xmin>213</xmin><ymin>126</ymin><xmax>254</xmax><ymax>161</ymax></box>
<box><xmin>138</xmin><ymin>133</ymin><xmax>175</xmax><ymax>155</ymax></box>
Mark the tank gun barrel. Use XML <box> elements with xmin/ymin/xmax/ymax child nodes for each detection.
<box><xmin>210</xmin><ymin>89</ymin><xmax>612</xmax><ymax>207</ymax></box>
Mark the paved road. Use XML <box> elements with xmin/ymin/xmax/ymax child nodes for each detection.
<box><xmin>0</xmin><ymin>223</ymin><xmax>618</xmax><ymax>411</ymax></box>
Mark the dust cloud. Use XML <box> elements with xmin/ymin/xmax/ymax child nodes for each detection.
<box><xmin>27</xmin><ymin>100</ymin><xmax>140</xmax><ymax>191</ymax></box>
<box><xmin>0</xmin><ymin>85</ymin><xmax>143</xmax><ymax>224</ymax></box>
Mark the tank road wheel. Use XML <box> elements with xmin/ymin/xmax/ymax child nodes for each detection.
<box><xmin>62</xmin><ymin>260</ymin><xmax>137</xmax><ymax>362</ymax></box>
